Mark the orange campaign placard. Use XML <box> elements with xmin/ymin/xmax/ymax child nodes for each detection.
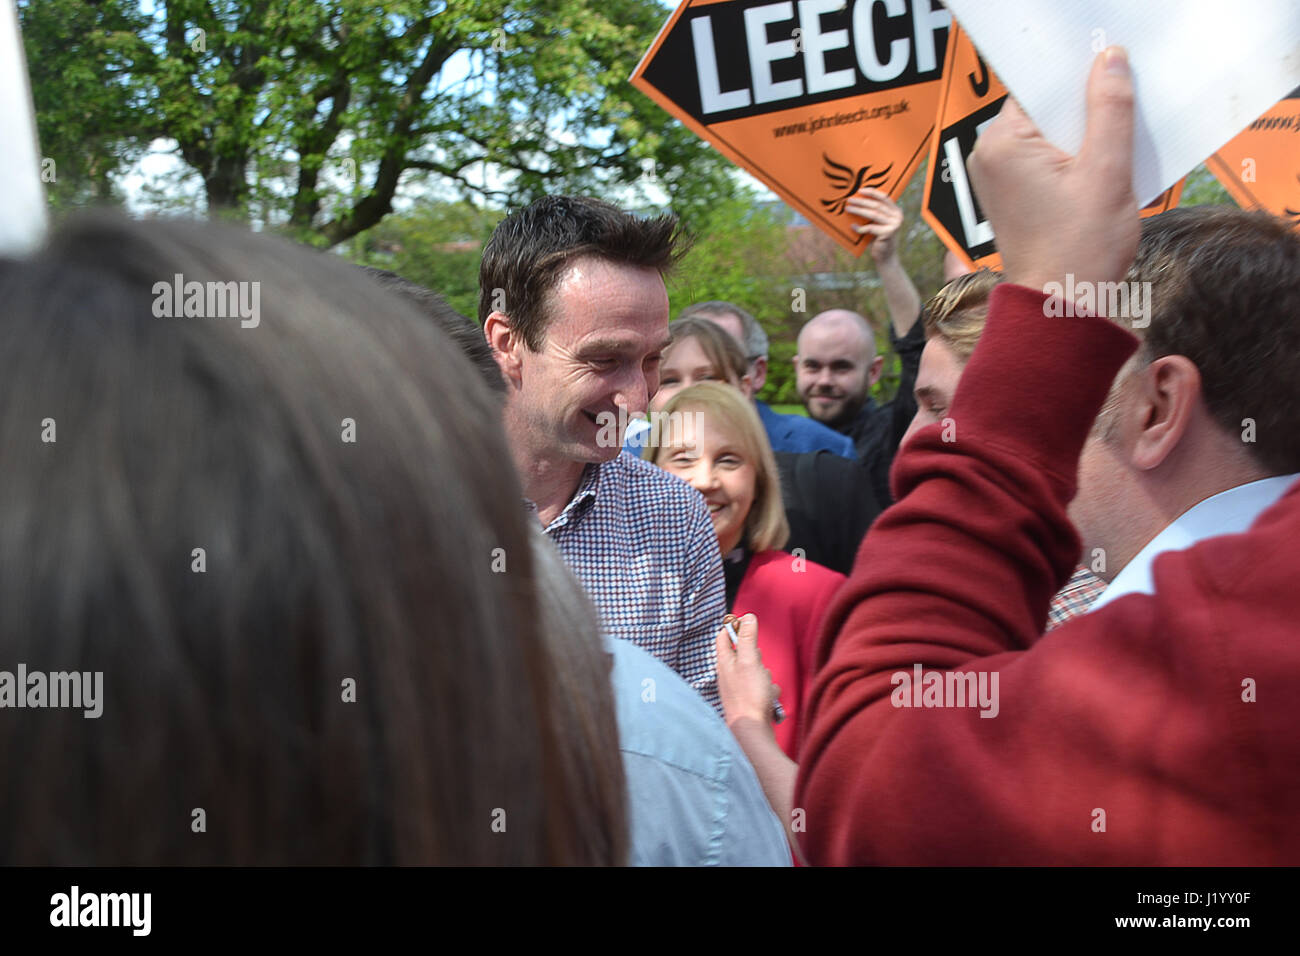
<box><xmin>920</xmin><ymin>23</ymin><xmax>1005</xmax><ymax>270</ymax></box>
<box><xmin>923</xmin><ymin>23</ymin><xmax>1185</xmax><ymax>272</ymax></box>
<box><xmin>631</xmin><ymin>0</ymin><xmax>952</xmax><ymax>255</ymax></box>
<box><xmin>1206</xmin><ymin>86</ymin><xmax>1300</xmax><ymax>230</ymax></box>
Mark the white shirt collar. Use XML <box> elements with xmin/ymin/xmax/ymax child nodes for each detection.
<box><xmin>1091</xmin><ymin>474</ymin><xmax>1299</xmax><ymax>610</ymax></box>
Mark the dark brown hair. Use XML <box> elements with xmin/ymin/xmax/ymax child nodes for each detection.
<box><xmin>0</xmin><ymin>213</ymin><xmax>624</xmax><ymax>864</ymax></box>
<box><xmin>666</xmin><ymin>315</ymin><xmax>750</xmax><ymax>384</ymax></box>
<box><xmin>528</xmin><ymin>532</ymin><xmax>629</xmax><ymax>864</ymax></box>
<box><xmin>1124</xmin><ymin>206</ymin><xmax>1300</xmax><ymax>474</ymax></box>
<box><xmin>478</xmin><ymin>195</ymin><xmax>688</xmax><ymax>350</ymax></box>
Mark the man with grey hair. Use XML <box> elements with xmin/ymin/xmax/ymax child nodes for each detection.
<box><xmin>680</xmin><ymin>300</ymin><xmax>855</xmax><ymax>459</ymax></box>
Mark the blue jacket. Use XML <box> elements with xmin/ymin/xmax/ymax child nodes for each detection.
<box><xmin>755</xmin><ymin>400</ymin><xmax>856</xmax><ymax>459</ymax></box>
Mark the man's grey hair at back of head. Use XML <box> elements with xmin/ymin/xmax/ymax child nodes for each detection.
<box><xmin>679</xmin><ymin>301</ymin><xmax>769</xmax><ymax>361</ymax></box>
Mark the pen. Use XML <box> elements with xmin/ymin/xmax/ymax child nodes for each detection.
<box><xmin>723</xmin><ymin>613</ymin><xmax>784</xmax><ymax>724</ymax></box>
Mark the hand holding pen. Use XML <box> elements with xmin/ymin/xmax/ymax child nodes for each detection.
<box><xmin>718</xmin><ymin>613</ymin><xmax>784</xmax><ymax>726</ymax></box>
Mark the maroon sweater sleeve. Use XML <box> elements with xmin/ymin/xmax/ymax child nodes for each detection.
<box><xmin>794</xmin><ymin>284</ymin><xmax>1140</xmax><ymax>864</ymax></box>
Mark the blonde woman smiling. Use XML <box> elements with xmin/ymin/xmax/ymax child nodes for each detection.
<box><xmin>647</xmin><ymin>382</ymin><xmax>844</xmax><ymax>762</ymax></box>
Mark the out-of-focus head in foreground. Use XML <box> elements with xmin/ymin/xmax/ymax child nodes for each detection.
<box><xmin>0</xmin><ymin>214</ymin><xmax>624</xmax><ymax>865</ymax></box>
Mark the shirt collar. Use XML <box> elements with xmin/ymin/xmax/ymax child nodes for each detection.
<box><xmin>1092</xmin><ymin>473</ymin><xmax>1299</xmax><ymax>609</ymax></box>
<box><xmin>529</xmin><ymin>458</ymin><xmax>608</xmax><ymax>535</ymax></box>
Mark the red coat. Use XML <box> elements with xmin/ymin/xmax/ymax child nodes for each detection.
<box><xmin>795</xmin><ymin>283</ymin><xmax>1300</xmax><ymax>865</ymax></box>
<box><xmin>732</xmin><ymin>549</ymin><xmax>844</xmax><ymax>759</ymax></box>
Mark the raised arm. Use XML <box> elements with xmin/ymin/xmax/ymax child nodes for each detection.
<box><xmin>796</xmin><ymin>50</ymin><xmax>1153</xmax><ymax>865</ymax></box>
<box><xmin>847</xmin><ymin>188</ymin><xmax>922</xmax><ymax>340</ymax></box>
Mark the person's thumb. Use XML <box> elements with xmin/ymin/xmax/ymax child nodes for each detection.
<box><xmin>1077</xmin><ymin>47</ymin><xmax>1136</xmax><ymax>196</ymax></box>
<box><xmin>737</xmin><ymin>613</ymin><xmax>760</xmax><ymax>659</ymax></box>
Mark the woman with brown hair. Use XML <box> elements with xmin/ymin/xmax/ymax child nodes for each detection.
<box><xmin>650</xmin><ymin>316</ymin><xmax>756</xmax><ymax>411</ymax></box>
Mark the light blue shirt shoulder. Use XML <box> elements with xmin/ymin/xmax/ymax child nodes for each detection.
<box><xmin>606</xmin><ymin>635</ymin><xmax>791</xmax><ymax>867</ymax></box>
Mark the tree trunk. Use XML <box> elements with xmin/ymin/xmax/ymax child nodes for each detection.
<box><xmin>205</xmin><ymin>153</ymin><xmax>249</xmax><ymax>220</ymax></box>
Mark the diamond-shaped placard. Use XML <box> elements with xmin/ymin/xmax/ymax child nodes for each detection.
<box><xmin>922</xmin><ymin>23</ymin><xmax>1185</xmax><ymax>273</ymax></box>
<box><xmin>1206</xmin><ymin>86</ymin><xmax>1300</xmax><ymax>230</ymax></box>
<box><xmin>631</xmin><ymin>0</ymin><xmax>952</xmax><ymax>255</ymax></box>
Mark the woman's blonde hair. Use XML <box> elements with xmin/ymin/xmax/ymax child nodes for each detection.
<box><xmin>646</xmin><ymin>381</ymin><xmax>789</xmax><ymax>553</ymax></box>
<box><xmin>921</xmin><ymin>267</ymin><xmax>1004</xmax><ymax>363</ymax></box>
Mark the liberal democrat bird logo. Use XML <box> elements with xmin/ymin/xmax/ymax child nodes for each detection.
<box><xmin>821</xmin><ymin>154</ymin><xmax>892</xmax><ymax>216</ymax></box>
<box><xmin>1284</xmin><ymin>174</ymin><xmax>1300</xmax><ymax>225</ymax></box>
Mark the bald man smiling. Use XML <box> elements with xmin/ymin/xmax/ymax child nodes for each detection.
<box><xmin>796</xmin><ymin>309</ymin><xmax>883</xmax><ymax>430</ymax></box>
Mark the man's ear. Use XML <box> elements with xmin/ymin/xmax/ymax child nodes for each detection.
<box><xmin>750</xmin><ymin>356</ymin><xmax>769</xmax><ymax>393</ymax></box>
<box><xmin>868</xmin><ymin>354</ymin><xmax>885</xmax><ymax>387</ymax></box>
<box><xmin>1130</xmin><ymin>355</ymin><xmax>1201</xmax><ymax>471</ymax></box>
<box><xmin>483</xmin><ymin>311</ymin><xmax>524</xmax><ymax>386</ymax></box>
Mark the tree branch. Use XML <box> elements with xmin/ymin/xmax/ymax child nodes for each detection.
<box><xmin>316</xmin><ymin>25</ymin><xmax>458</xmax><ymax>245</ymax></box>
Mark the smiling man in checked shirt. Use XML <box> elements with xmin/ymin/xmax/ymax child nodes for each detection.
<box><xmin>482</xmin><ymin>196</ymin><xmax>726</xmax><ymax>712</ymax></box>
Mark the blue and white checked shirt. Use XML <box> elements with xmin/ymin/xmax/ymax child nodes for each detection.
<box><xmin>535</xmin><ymin>451</ymin><xmax>726</xmax><ymax>713</ymax></box>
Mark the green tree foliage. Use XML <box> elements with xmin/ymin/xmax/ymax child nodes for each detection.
<box><xmin>18</xmin><ymin>0</ymin><xmax>156</xmax><ymax>210</ymax></box>
<box><xmin>669</xmin><ymin>196</ymin><xmax>786</xmax><ymax>319</ymax></box>
<box><xmin>345</xmin><ymin>186</ymin><xmax>783</xmax><ymax>326</ymax></box>
<box><xmin>22</xmin><ymin>0</ymin><xmax>733</xmax><ymax>245</ymax></box>
<box><xmin>1179</xmin><ymin>163</ymin><xmax>1234</xmax><ymax>206</ymax></box>
<box><xmin>352</xmin><ymin>199</ymin><xmax>503</xmax><ymax>318</ymax></box>
<box><xmin>667</xmin><ymin>194</ymin><xmax>790</xmax><ymax>401</ymax></box>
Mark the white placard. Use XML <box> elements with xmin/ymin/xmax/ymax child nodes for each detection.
<box><xmin>943</xmin><ymin>0</ymin><xmax>1300</xmax><ymax>205</ymax></box>
<box><xmin>0</xmin><ymin>0</ymin><xmax>48</xmax><ymax>257</ymax></box>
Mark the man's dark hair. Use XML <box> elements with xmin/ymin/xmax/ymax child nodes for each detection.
<box><xmin>1125</xmin><ymin>206</ymin><xmax>1300</xmax><ymax>474</ymax></box>
<box><xmin>360</xmin><ymin>267</ymin><xmax>504</xmax><ymax>395</ymax></box>
<box><xmin>478</xmin><ymin>195</ymin><xmax>688</xmax><ymax>350</ymax></box>
<box><xmin>0</xmin><ymin>213</ymin><xmax>625</xmax><ymax>865</ymax></box>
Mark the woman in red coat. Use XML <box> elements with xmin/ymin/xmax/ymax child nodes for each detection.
<box><xmin>646</xmin><ymin>381</ymin><xmax>844</xmax><ymax>761</ymax></box>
